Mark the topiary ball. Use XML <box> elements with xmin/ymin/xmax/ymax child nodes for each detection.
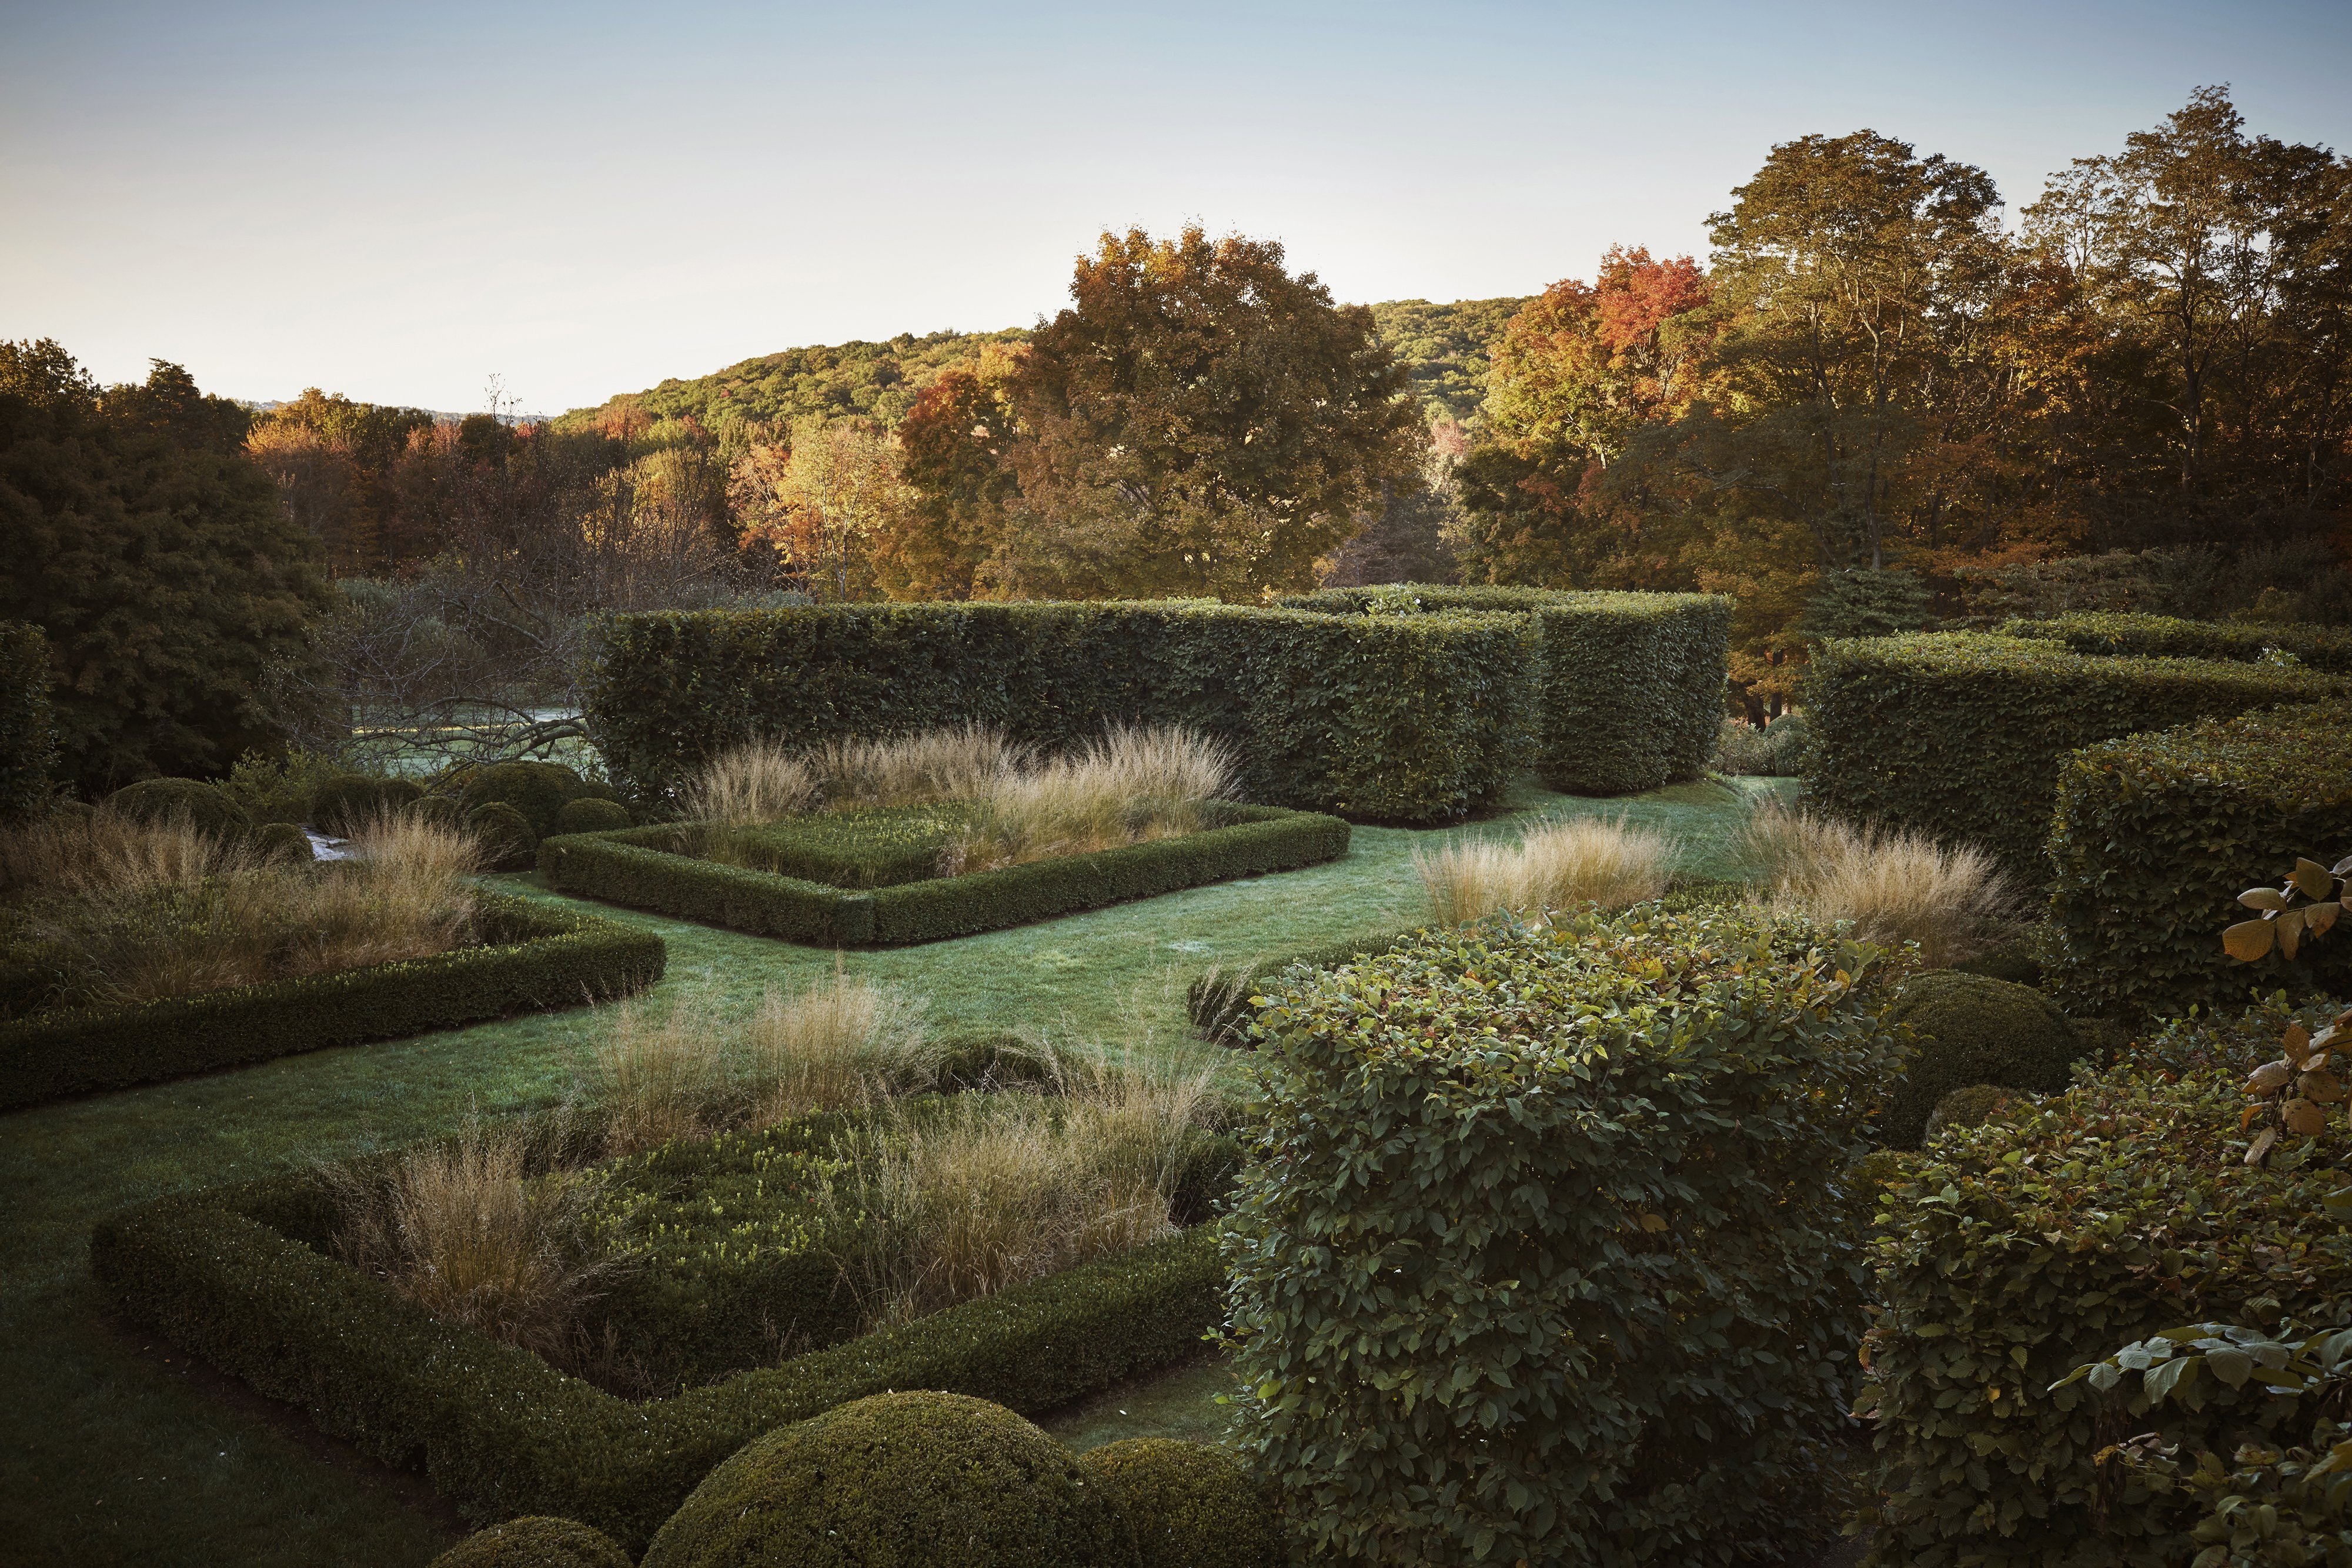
<box><xmin>462</xmin><ymin>761</ymin><xmax>586</xmax><ymax>838</ymax></box>
<box><xmin>1925</xmin><ymin>1084</ymin><xmax>2017</xmax><ymax>1142</ymax></box>
<box><xmin>1883</xmin><ymin>972</ymin><xmax>2083</xmax><ymax>1149</ymax></box>
<box><xmin>106</xmin><ymin>777</ymin><xmax>251</xmax><ymax>840</ymax></box>
<box><xmin>1078</xmin><ymin>1437</ymin><xmax>1284</xmax><ymax>1568</ymax></box>
<box><xmin>429</xmin><ymin>1516</ymin><xmax>632</xmax><ymax>1568</ymax></box>
<box><xmin>640</xmin><ymin>1390</ymin><xmax>1131</xmax><ymax>1568</ymax></box>
<box><xmin>310</xmin><ymin>773</ymin><xmax>425</xmax><ymax>836</ymax></box>
<box><xmin>250</xmin><ymin>820</ymin><xmax>316</xmax><ymax>864</ymax></box>
<box><xmin>1953</xmin><ymin>937</ymin><xmax>2043</xmax><ymax>989</ymax></box>
<box><xmin>552</xmin><ymin>797</ymin><xmax>631</xmax><ymax>836</ymax></box>
<box><xmin>466</xmin><ymin>800</ymin><xmax>539</xmax><ymax>872</ymax></box>
<box><xmin>412</xmin><ymin>795</ymin><xmax>467</xmax><ymax>833</ymax></box>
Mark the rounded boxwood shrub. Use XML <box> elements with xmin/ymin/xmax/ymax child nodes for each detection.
<box><xmin>429</xmin><ymin>1516</ymin><xmax>632</xmax><ymax>1568</ymax></box>
<box><xmin>463</xmin><ymin>761</ymin><xmax>586</xmax><ymax>838</ymax></box>
<box><xmin>639</xmin><ymin>1390</ymin><xmax>1130</xmax><ymax>1568</ymax></box>
<box><xmin>467</xmin><ymin>800</ymin><xmax>539</xmax><ymax>872</ymax></box>
<box><xmin>1078</xmin><ymin>1437</ymin><xmax>1284</xmax><ymax>1568</ymax></box>
<box><xmin>552</xmin><ymin>796</ymin><xmax>631</xmax><ymax>836</ymax></box>
<box><xmin>1882</xmin><ymin>971</ymin><xmax>2084</xmax><ymax>1149</ymax></box>
<box><xmin>249</xmin><ymin>820</ymin><xmax>315</xmax><ymax>864</ymax></box>
<box><xmin>413</xmin><ymin>795</ymin><xmax>467</xmax><ymax>832</ymax></box>
<box><xmin>311</xmin><ymin>773</ymin><xmax>425</xmax><ymax>835</ymax></box>
<box><xmin>106</xmin><ymin>777</ymin><xmax>249</xmax><ymax>839</ymax></box>
<box><xmin>1923</xmin><ymin>1082</ymin><xmax>2016</xmax><ymax>1141</ymax></box>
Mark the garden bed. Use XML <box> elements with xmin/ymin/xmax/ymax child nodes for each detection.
<box><xmin>0</xmin><ymin>891</ymin><xmax>663</xmax><ymax>1109</ymax></box>
<box><xmin>539</xmin><ymin>801</ymin><xmax>1351</xmax><ymax>945</ymax></box>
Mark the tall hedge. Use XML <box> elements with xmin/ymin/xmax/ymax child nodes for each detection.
<box><xmin>1278</xmin><ymin>584</ymin><xmax>1733</xmax><ymax>794</ymax></box>
<box><xmin>0</xmin><ymin>619</ymin><xmax>56</xmax><ymax>819</ymax></box>
<box><xmin>2000</xmin><ymin>611</ymin><xmax>2352</xmax><ymax>674</ymax></box>
<box><xmin>587</xmin><ymin>600</ymin><xmax>1536</xmax><ymax>825</ymax></box>
<box><xmin>2044</xmin><ymin>703</ymin><xmax>2352</xmax><ymax>1019</ymax></box>
<box><xmin>1802</xmin><ymin>633</ymin><xmax>2339</xmax><ymax>880</ymax></box>
<box><xmin>1221</xmin><ymin>907</ymin><xmax>1906</xmax><ymax>1566</ymax></box>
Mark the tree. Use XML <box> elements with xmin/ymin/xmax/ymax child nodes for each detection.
<box><xmin>245</xmin><ymin>388</ymin><xmax>437</xmax><ymax>570</ymax></box>
<box><xmin>973</xmin><ymin>226</ymin><xmax>1420</xmax><ymax>600</ymax></box>
<box><xmin>0</xmin><ymin>342</ymin><xmax>333</xmax><ymax>791</ymax></box>
<box><xmin>731</xmin><ymin>417</ymin><xmax>915</xmax><ymax>601</ymax></box>
<box><xmin>875</xmin><ymin>346</ymin><xmax>1025</xmax><ymax>600</ymax></box>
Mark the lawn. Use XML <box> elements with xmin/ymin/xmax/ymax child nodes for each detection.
<box><xmin>0</xmin><ymin>775</ymin><xmax>1783</xmax><ymax>1567</ymax></box>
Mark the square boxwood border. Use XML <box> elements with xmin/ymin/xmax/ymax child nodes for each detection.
<box><xmin>0</xmin><ymin>891</ymin><xmax>664</xmax><ymax>1109</ymax></box>
<box><xmin>539</xmin><ymin>805</ymin><xmax>1351</xmax><ymax>946</ymax></box>
<box><xmin>91</xmin><ymin>1172</ymin><xmax>1222</xmax><ymax>1551</ymax></box>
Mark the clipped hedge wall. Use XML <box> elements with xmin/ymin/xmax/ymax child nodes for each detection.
<box><xmin>1857</xmin><ymin>1015</ymin><xmax>2352</xmax><ymax>1567</ymax></box>
<box><xmin>541</xmin><ymin>805</ymin><xmax>1350</xmax><ymax>947</ymax></box>
<box><xmin>589</xmin><ymin>601</ymin><xmax>1536</xmax><ymax>825</ymax></box>
<box><xmin>92</xmin><ymin>1179</ymin><xmax>1224</xmax><ymax>1553</ymax></box>
<box><xmin>1278</xmin><ymin>583</ymin><xmax>1734</xmax><ymax>794</ymax></box>
<box><xmin>2000</xmin><ymin>611</ymin><xmax>2352</xmax><ymax>674</ymax></box>
<box><xmin>1802</xmin><ymin>633</ymin><xmax>2340</xmax><ymax>879</ymax></box>
<box><xmin>0</xmin><ymin>892</ymin><xmax>663</xmax><ymax>1108</ymax></box>
<box><xmin>2045</xmin><ymin>702</ymin><xmax>2352</xmax><ymax>1019</ymax></box>
<box><xmin>1222</xmin><ymin>906</ymin><xmax>1907</xmax><ymax>1566</ymax></box>
<box><xmin>0</xmin><ymin>619</ymin><xmax>55</xmax><ymax>820</ymax></box>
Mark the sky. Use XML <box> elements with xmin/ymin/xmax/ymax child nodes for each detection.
<box><xmin>4</xmin><ymin>0</ymin><xmax>2350</xmax><ymax>416</ymax></box>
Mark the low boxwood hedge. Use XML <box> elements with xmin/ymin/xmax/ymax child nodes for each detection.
<box><xmin>2000</xmin><ymin>611</ymin><xmax>2352</xmax><ymax>674</ymax></box>
<box><xmin>91</xmin><ymin>1178</ymin><xmax>1224</xmax><ymax>1553</ymax></box>
<box><xmin>2044</xmin><ymin>702</ymin><xmax>2352</xmax><ymax>1019</ymax></box>
<box><xmin>1802</xmin><ymin>633</ymin><xmax>2339</xmax><ymax>880</ymax></box>
<box><xmin>541</xmin><ymin>806</ymin><xmax>1351</xmax><ymax>947</ymax></box>
<box><xmin>0</xmin><ymin>892</ymin><xmax>663</xmax><ymax>1108</ymax></box>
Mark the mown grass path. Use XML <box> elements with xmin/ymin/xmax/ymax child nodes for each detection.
<box><xmin>0</xmin><ymin>776</ymin><xmax>1782</xmax><ymax>1567</ymax></box>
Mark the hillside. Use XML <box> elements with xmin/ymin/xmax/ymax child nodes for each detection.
<box><xmin>557</xmin><ymin>296</ymin><xmax>1531</xmax><ymax>433</ymax></box>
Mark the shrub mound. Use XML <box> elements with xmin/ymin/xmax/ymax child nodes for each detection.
<box><xmin>1881</xmin><ymin>971</ymin><xmax>2086</xmax><ymax>1149</ymax></box>
<box><xmin>1922</xmin><ymin>1083</ymin><xmax>2014</xmax><ymax>1141</ymax></box>
<box><xmin>0</xmin><ymin>620</ymin><xmax>55</xmax><ymax>821</ymax></box>
<box><xmin>2000</xmin><ymin>610</ymin><xmax>2352</xmax><ymax>674</ymax></box>
<box><xmin>249</xmin><ymin>820</ymin><xmax>314</xmax><ymax>864</ymax></box>
<box><xmin>467</xmin><ymin>801</ymin><xmax>539</xmax><ymax>872</ymax></box>
<box><xmin>1184</xmin><ymin>928</ymin><xmax>1417</xmax><ymax>1043</ymax></box>
<box><xmin>311</xmin><ymin>773</ymin><xmax>423</xmax><ymax>835</ymax></box>
<box><xmin>1857</xmin><ymin>1002</ymin><xmax>2352</xmax><ymax>1567</ymax></box>
<box><xmin>1223</xmin><ymin>906</ymin><xmax>1906</xmax><ymax>1565</ymax></box>
<box><xmin>1078</xmin><ymin>1437</ymin><xmax>1284</xmax><ymax>1568</ymax></box>
<box><xmin>105</xmin><ymin>776</ymin><xmax>250</xmax><ymax>838</ymax></box>
<box><xmin>463</xmin><ymin>761</ymin><xmax>589</xmax><ymax>837</ymax></box>
<box><xmin>2045</xmin><ymin>701</ymin><xmax>2352</xmax><ymax>1019</ymax></box>
<box><xmin>640</xmin><ymin>1391</ymin><xmax>1128</xmax><ymax>1568</ymax></box>
<box><xmin>552</xmin><ymin>796</ymin><xmax>632</xmax><ymax>836</ymax></box>
<box><xmin>431</xmin><ymin>1516</ymin><xmax>632</xmax><ymax>1568</ymax></box>
<box><xmin>1801</xmin><ymin>632</ymin><xmax>2338</xmax><ymax>879</ymax></box>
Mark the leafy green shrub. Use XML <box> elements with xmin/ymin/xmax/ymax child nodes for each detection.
<box><xmin>552</xmin><ymin>797</ymin><xmax>631</xmax><ymax>837</ymax></box>
<box><xmin>92</xmin><ymin>1177</ymin><xmax>1221</xmax><ymax>1551</ymax></box>
<box><xmin>542</xmin><ymin>807</ymin><xmax>1349</xmax><ymax>947</ymax></box>
<box><xmin>430</xmin><ymin>1516</ymin><xmax>632</xmax><ymax>1568</ymax></box>
<box><xmin>0</xmin><ymin>620</ymin><xmax>56</xmax><ymax>820</ymax></box>
<box><xmin>1223</xmin><ymin>906</ymin><xmax>1905</xmax><ymax>1566</ymax></box>
<box><xmin>1881</xmin><ymin>972</ymin><xmax>2087</xmax><ymax>1149</ymax></box>
<box><xmin>215</xmin><ymin>747</ymin><xmax>343</xmax><ymax>827</ymax></box>
<box><xmin>1954</xmin><ymin>934</ymin><xmax>2043</xmax><ymax>988</ymax></box>
<box><xmin>640</xmin><ymin>1391</ymin><xmax>1128</xmax><ymax>1568</ymax></box>
<box><xmin>1184</xmin><ymin>928</ymin><xmax>1418</xmax><ymax>1043</ymax></box>
<box><xmin>589</xmin><ymin>600</ymin><xmax>1538</xmax><ymax>824</ymax></box>
<box><xmin>414</xmin><ymin>795</ymin><xmax>466</xmax><ymax>832</ymax></box>
<box><xmin>1</xmin><ymin>891</ymin><xmax>661</xmax><ymax>1108</ymax></box>
<box><xmin>1078</xmin><ymin>1437</ymin><xmax>1284</xmax><ymax>1568</ymax></box>
<box><xmin>1923</xmin><ymin>1084</ymin><xmax>2016</xmax><ymax>1140</ymax></box>
<box><xmin>1802</xmin><ymin>633</ymin><xmax>2338</xmax><ymax>880</ymax></box>
<box><xmin>1280</xmin><ymin>583</ymin><xmax>1732</xmax><ymax>793</ymax></box>
<box><xmin>311</xmin><ymin>773</ymin><xmax>425</xmax><ymax>835</ymax></box>
<box><xmin>2000</xmin><ymin>610</ymin><xmax>2352</xmax><ymax>674</ymax></box>
<box><xmin>104</xmin><ymin>776</ymin><xmax>250</xmax><ymax>838</ymax></box>
<box><xmin>463</xmin><ymin>761</ymin><xmax>587</xmax><ymax>837</ymax></box>
<box><xmin>1855</xmin><ymin>1005</ymin><xmax>2352</xmax><ymax>1567</ymax></box>
<box><xmin>468</xmin><ymin>801</ymin><xmax>539</xmax><ymax>872</ymax></box>
<box><xmin>2046</xmin><ymin>703</ymin><xmax>2352</xmax><ymax>1018</ymax></box>
<box><xmin>249</xmin><ymin>821</ymin><xmax>314</xmax><ymax>864</ymax></box>
<box><xmin>1711</xmin><ymin>713</ymin><xmax>1812</xmax><ymax>777</ymax></box>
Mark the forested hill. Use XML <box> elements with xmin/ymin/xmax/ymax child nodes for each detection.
<box><xmin>554</xmin><ymin>296</ymin><xmax>1532</xmax><ymax>432</ymax></box>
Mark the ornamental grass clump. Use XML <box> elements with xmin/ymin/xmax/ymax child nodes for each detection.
<box><xmin>1224</xmin><ymin>905</ymin><xmax>1906</xmax><ymax>1566</ymax></box>
<box><xmin>943</xmin><ymin>724</ymin><xmax>1238</xmax><ymax>874</ymax></box>
<box><xmin>810</xmin><ymin>723</ymin><xmax>1027</xmax><ymax>810</ymax></box>
<box><xmin>1413</xmin><ymin>813</ymin><xmax>1672</xmax><ymax>925</ymax></box>
<box><xmin>677</xmin><ymin>737</ymin><xmax>816</xmax><ymax>826</ymax></box>
<box><xmin>1742</xmin><ymin>799</ymin><xmax>2016</xmax><ymax>968</ymax></box>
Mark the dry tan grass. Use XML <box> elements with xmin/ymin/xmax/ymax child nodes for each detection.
<box><xmin>1415</xmin><ymin>814</ymin><xmax>1674</xmax><ymax>925</ymax></box>
<box><xmin>679</xmin><ymin>738</ymin><xmax>817</xmax><ymax>825</ymax></box>
<box><xmin>1</xmin><ymin>806</ymin><xmax>480</xmax><ymax>1009</ymax></box>
<box><xmin>825</xmin><ymin>1045</ymin><xmax>1216</xmax><ymax>1326</ymax></box>
<box><xmin>1741</xmin><ymin>801</ymin><xmax>2017</xmax><ymax>967</ymax></box>
<box><xmin>811</xmin><ymin>723</ymin><xmax>1027</xmax><ymax>810</ymax></box>
<box><xmin>944</xmin><ymin>724</ymin><xmax>1238</xmax><ymax>874</ymax></box>
<box><xmin>328</xmin><ymin>1114</ymin><xmax>615</xmax><ymax>1363</ymax></box>
<box><xmin>749</xmin><ymin>971</ymin><xmax>936</xmax><ymax>1124</ymax></box>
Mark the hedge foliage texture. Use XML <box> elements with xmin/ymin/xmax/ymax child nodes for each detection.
<box><xmin>1801</xmin><ymin>633</ymin><xmax>2339</xmax><ymax>879</ymax></box>
<box><xmin>0</xmin><ymin>618</ymin><xmax>54</xmax><ymax>820</ymax></box>
<box><xmin>588</xmin><ymin>600</ymin><xmax>1536</xmax><ymax>824</ymax></box>
<box><xmin>2000</xmin><ymin>611</ymin><xmax>2352</xmax><ymax>674</ymax></box>
<box><xmin>1220</xmin><ymin>907</ymin><xmax>1906</xmax><ymax>1566</ymax></box>
<box><xmin>2046</xmin><ymin>703</ymin><xmax>2352</xmax><ymax>1019</ymax></box>
<box><xmin>1278</xmin><ymin>583</ymin><xmax>1733</xmax><ymax>793</ymax></box>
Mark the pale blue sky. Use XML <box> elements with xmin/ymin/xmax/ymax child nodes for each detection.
<box><xmin>4</xmin><ymin>1</ymin><xmax>2347</xmax><ymax>414</ymax></box>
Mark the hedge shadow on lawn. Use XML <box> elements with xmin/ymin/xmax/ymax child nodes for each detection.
<box><xmin>0</xmin><ymin>891</ymin><xmax>665</xmax><ymax>1110</ymax></box>
<box><xmin>91</xmin><ymin>1171</ymin><xmax>1222</xmax><ymax>1554</ymax></box>
<box><xmin>537</xmin><ymin>806</ymin><xmax>1351</xmax><ymax>947</ymax></box>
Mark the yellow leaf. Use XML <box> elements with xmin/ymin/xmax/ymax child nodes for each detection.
<box><xmin>2241</xmin><ymin>887</ymin><xmax>2292</xmax><ymax>912</ymax></box>
<box><xmin>2241</xmin><ymin>1104</ymin><xmax>2261</xmax><ymax>1131</ymax></box>
<box><xmin>2287</xmin><ymin>1024</ymin><xmax>2314</xmax><ymax>1055</ymax></box>
<box><xmin>2294</xmin><ymin>859</ymin><xmax>2335</xmax><ymax>900</ymax></box>
<box><xmin>2306</xmin><ymin>901</ymin><xmax>2341</xmax><ymax>938</ymax></box>
<box><xmin>2249</xmin><ymin>1061</ymin><xmax>2293</xmax><ymax>1095</ymax></box>
<box><xmin>2247</xmin><ymin>1126</ymin><xmax>2280</xmax><ymax>1165</ymax></box>
<box><xmin>2224</xmin><ymin>920</ymin><xmax>2276</xmax><ymax>962</ymax></box>
<box><xmin>1639</xmin><ymin>1212</ymin><xmax>1668</xmax><ymax>1233</ymax></box>
<box><xmin>2281</xmin><ymin>910</ymin><xmax>2305</xmax><ymax>961</ymax></box>
<box><xmin>2285</xmin><ymin>1098</ymin><xmax>2328</xmax><ymax>1136</ymax></box>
